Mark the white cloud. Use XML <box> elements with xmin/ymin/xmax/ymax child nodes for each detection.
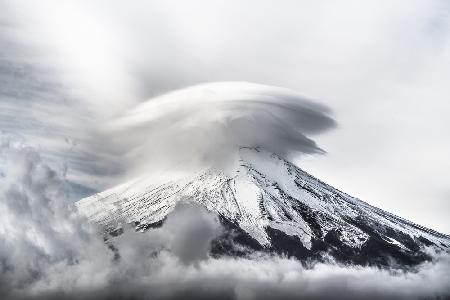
<box><xmin>105</xmin><ymin>82</ymin><xmax>335</xmax><ymax>178</ymax></box>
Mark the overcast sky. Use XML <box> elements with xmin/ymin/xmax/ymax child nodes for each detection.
<box><xmin>1</xmin><ymin>0</ymin><xmax>449</xmax><ymax>233</ymax></box>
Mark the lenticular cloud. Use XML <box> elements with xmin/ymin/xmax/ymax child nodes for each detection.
<box><xmin>106</xmin><ymin>82</ymin><xmax>336</xmax><ymax>175</ymax></box>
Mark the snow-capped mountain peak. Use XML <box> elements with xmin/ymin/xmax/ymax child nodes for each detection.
<box><xmin>76</xmin><ymin>147</ymin><xmax>450</xmax><ymax>266</ymax></box>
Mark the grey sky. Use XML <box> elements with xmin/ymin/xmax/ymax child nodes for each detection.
<box><xmin>1</xmin><ymin>0</ymin><xmax>449</xmax><ymax>233</ymax></box>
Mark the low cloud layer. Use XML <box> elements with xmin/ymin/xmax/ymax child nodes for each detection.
<box><xmin>107</xmin><ymin>82</ymin><xmax>336</xmax><ymax>176</ymax></box>
<box><xmin>0</xmin><ymin>134</ymin><xmax>449</xmax><ymax>300</ymax></box>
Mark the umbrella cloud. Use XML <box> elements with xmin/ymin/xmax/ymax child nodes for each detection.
<box><xmin>107</xmin><ymin>82</ymin><xmax>336</xmax><ymax>176</ymax></box>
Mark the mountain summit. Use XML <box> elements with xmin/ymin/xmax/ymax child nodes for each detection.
<box><xmin>76</xmin><ymin>147</ymin><xmax>450</xmax><ymax>267</ymax></box>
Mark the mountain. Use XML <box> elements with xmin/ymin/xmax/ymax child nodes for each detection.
<box><xmin>75</xmin><ymin>147</ymin><xmax>450</xmax><ymax>267</ymax></box>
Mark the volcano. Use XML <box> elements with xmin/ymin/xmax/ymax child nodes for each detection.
<box><xmin>76</xmin><ymin>147</ymin><xmax>450</xmax><ymax>267</ymax></box>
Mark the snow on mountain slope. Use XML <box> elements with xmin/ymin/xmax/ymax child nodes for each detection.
<box><xmin>76</xmin><ymin>147</ymin><xmax>450</xmax><ymax>264</ymax></box>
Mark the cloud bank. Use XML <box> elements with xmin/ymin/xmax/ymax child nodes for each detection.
<box><xmin>0</xmin><ymin>134</ymin><xmax>449</xmax><ymax>300</ymax></box>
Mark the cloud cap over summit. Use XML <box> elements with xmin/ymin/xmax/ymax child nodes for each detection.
<box><xmin>108</xmin><ymin>82</ymin><xmax>336</xmax><ymax>175</ymax></box>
